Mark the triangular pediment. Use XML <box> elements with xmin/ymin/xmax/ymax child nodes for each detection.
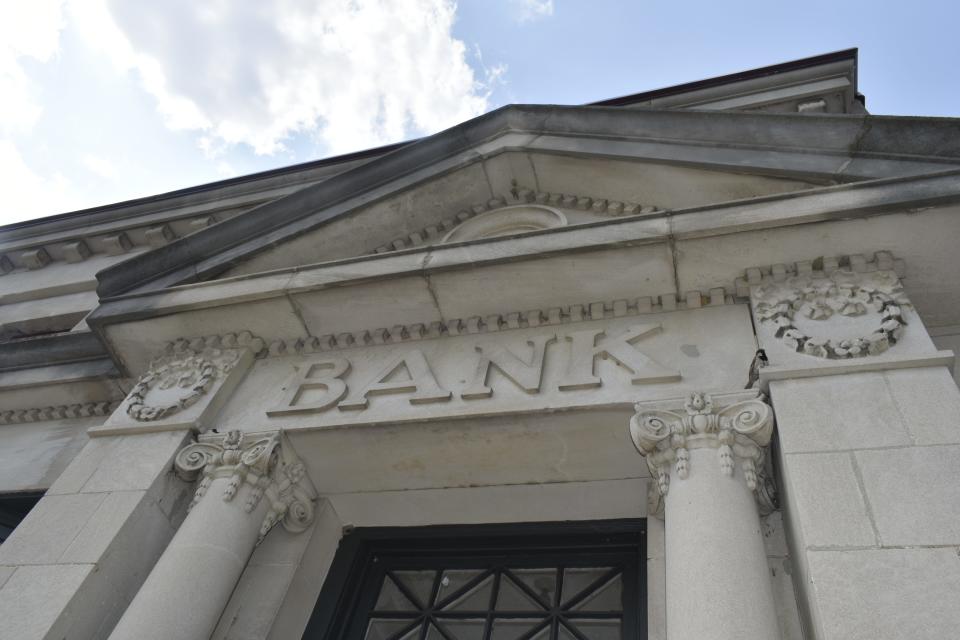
<box><xmin>94</xmin><ymin>105</ymin><xmax>960</xmax><ymax>298</ymax></box>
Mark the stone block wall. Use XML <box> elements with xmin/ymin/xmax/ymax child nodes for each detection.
<box><xmin>772</xmin><ymin>365</ymin><xmax>960</xmax><ymax>640</ymax></box>
<box><xmin>0</xmin><ymin>430</ymin><xmax>191</xmax><ymax>640</ymax></box>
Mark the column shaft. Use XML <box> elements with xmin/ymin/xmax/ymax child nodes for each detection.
<box><xmin>108</xmin><ymin>476</ymin><xmax>267</xmax><ymax>640</ymax></box>
<box><xmin>107</xmin><ymin>430</ymin><xmax>316</xmax><ymax>640</ymax></box>
<box><xmin>631</xmin><ymin>391</ymin><xmax>781</xmax><ymax>640</ymax></box>
<box><xmin>664</xmin><ymin>448</ymin><xmax>779</xmax><ymax>640</ymax></box>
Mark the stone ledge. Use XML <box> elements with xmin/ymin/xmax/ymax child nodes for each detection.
<box><xmin>759</xmin><ymin>350</ymin><xmax>955</xmax><ymax>389</ymax></box>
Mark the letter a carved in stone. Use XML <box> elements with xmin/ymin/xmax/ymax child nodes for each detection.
<box><xmin>338</xmin><ymin>350</ymin><xmax>450</xmax><ymax>410</ymax></box>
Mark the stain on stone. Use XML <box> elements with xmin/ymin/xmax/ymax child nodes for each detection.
<box><xmin>680</xmin><ymin>344</ymin><xmax>700</xmax><ymax>357</ymax></box>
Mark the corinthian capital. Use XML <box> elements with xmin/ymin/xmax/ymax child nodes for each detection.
<box><xmin>175</xmin><ymin>430</ymin><xmax>317</xmax><ymax>540</ymax></box>
<box><xmin>630</xmin><ymin>392</ymin><xmax>775</xmax><ymax>517</ymax></box>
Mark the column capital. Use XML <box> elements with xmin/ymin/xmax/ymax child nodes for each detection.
<box><xmin>175</xmin><ymin>430</ymin><xmax>317</xmax><ymax>540</ymax></box>
<box><xmin>630</xmin><ymin>391</ymin><xmax>775</xmax><ymax>517</ymax></box>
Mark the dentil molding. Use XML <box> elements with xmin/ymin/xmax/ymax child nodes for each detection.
<box><xmin>175</xmin><ymin>429</ymin><xmax>317</xmax><ymax>541</ymax></box>
<box><xmin>371</xmin><ymin>184</ymin><xmax>662</xmax><ymax>255</ymax></box>
<box><xmin>630</xmin><ymin>392</ymin><xmax>776</xmax><ymax>518</ymax></box>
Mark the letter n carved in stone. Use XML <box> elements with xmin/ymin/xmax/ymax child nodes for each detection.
<box><xmin>558</xmin><ymin>324</ymin><xmax>679</xmax><ymax>391</ymax></box>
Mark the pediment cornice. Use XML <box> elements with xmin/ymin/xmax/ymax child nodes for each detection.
<box><xmin>93</xmin><ymin>105</ymin><xmax>960</xmax><ymax>299</ymax></box>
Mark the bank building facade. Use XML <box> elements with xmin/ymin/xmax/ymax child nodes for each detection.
<box><xmin>1</xmin><ymin>49</ymin><xmax>960</xmax><ymax>640</ymax></box>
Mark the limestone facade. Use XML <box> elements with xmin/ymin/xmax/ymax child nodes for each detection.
<box><xmin>1</xmin><ymin>49</ymin><xmax>959</xmax><ymax>640</ymax></box>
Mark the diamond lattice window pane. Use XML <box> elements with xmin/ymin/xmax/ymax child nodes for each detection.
<box><xmin>570</xmin><ymin>573</ymin><xmax>622</xmax><ymax>612</ymax></box>
<box><xmin>566</xmin><ymin>618</ymin><xmax>621</xmax><ymax>639</ymax></box>
<box><xmin>496</xmin><ymin>574</ymin><xmax>546</xmax><ymax>611</ymax></box>
<box><xmin>437</xmin><ymin>570</ymin><xmax>485</xmax><ymax>601</ymax></box>
<box><xmin>489</xmin><ymin>618</ymin><xmax>548</xmax><ymax>640</ymax></box>
<box><xmin>437</xmin><ymin>619</ymin><xmax>486</xmax><ymax>640</ymax></box>
<box><xmin>443</xmin><ymin>575</ymin><xmax>494</xmax><ymax>611</ymax></box>
<box><xmin>510</xmin><ymin>569</ymin><xmax>558</xmax><ymax>608</ymax></box>
<box><xmin>375</xmin><ymin>576</ymin><xmax>419</xmax><ymax>611</ymax></box>
<box><xmin>392</xmin><ymin>570</ymin><xmax>437</xmax><ymax>608</ymax></box>
<box><xmin>365</xmin><ymin>619</ymin><xmax>419</xmax><ymax>640</ymax></box>
<box><xmin>560</xmin><ymin>568</ymin><xmax>614</xmax><ymax>607</ymax></box>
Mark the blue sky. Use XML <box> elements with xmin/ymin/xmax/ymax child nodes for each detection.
<box><xmin>1</xmin><ymin>0</ymin><xmax>957</xmax><ymax>226</ymax></box>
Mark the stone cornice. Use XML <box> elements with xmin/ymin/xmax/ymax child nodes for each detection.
<box><xmin>0</xmin><ymin>331</ymin><xmax>112</xmax><ymax>374</ymax></box>
<box><xmin>87</xmin><ymin>171</ymin><xmax>960</xmax><ymax>335</ymax></box>
<box><xmin>157</xmin><ymin>289</ymin><xmax>734</xmax><ymax>362</ymax></box>
<box><xmin>175</xmin><ymin>429</ymin><xmax>317</xmax><ymax>540</ymax></box>
<box><xmin>92</xmin><ymin>105</ymin><xmax>960</xmax><ymax>298</ymax></box>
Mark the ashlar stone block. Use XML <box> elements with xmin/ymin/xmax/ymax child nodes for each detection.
<box><xmin>855</xmin><ymin>444</ymin><xmax>960</xmax><ymax>546</ymax></box>
<box><xmin>781</xmin><ymin>452</ymin><xmax>877</xmax><ymax>548</ymax></box>
<box><xmin>885</xmin><ymin>366</ymin><xmax>960</xmax><ymax>445</ymax></box>
<box><xmin>60</xmin><ymin>490</ymin><xmax>147</xmax><ymax>563</ymax></box>
<box><xmin>0</xmin><ymin>492</ymin><xmax>104</xmax><ymax>565</ymax></box>
<box><xmin>807</xmin><ymin>547</ymin><xmax>960</xmax><ymax>640</ymax></box>
<box><xmin>80</xmin><ymin>430</ymin><xmax>189</xmax><ymax>493</ymax></box>
<box><xmin>770</xmin><ymin>373</ymin><xmax>912</xmax><ymax>453</ymax></box>
<box><xmin>0</xmin><ymin>563</ymin><xmax>95</xmax><ymax>640</ymax></box>
<box><xmin>0</xmin><ymin>565</ymin><xmax>14</xmax><ymax>590</ymax></box>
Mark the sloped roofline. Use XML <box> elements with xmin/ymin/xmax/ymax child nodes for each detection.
<box><xmin>590</xmin><ymin>48</ymin><xmax>863</xmax><ymax>108</ymax></box>
<box><xmin>0</xmin><ymin>140</ymin><xmax>407</xmax><ymax>238</ymax></box>
<box><xmin>93</xmin><ymin>103</ymin><xmax>960</xmax><ymax>298</ymax></box>
<box><xmin>0</xmin><ymin>48</ymin><xmax>861</xmax><ymax>240</ymax></box>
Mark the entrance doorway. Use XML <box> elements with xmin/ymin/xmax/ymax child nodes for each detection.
<box><xmin>303</xmin><ymin>520</ymin><xmax>646</xmax><ymax>640</ymax></box>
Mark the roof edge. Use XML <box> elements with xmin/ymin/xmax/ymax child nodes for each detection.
<box><xmin>590</xmin><ymin>48</ymin><xmax>860</xmax><ymax>107</ymax></box>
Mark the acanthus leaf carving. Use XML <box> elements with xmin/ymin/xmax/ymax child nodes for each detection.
<box><xmin>174</xmin><ymin>429</ymin><xmax>317</xmax><ymax>541</ymax></box>
<box><xmin>752</xmin><ymin>268</ymin><xmax>911</xmax><ymax>360</ymax></box>
<box><xmin>126</xmin><ymin>347</ymin><xmax>245</xmax><ymax>422</ymax></box>
<box><xmin>630</xmin><ymin>392</ymin><xmax>775</xmax><ymax>518</ymax></box>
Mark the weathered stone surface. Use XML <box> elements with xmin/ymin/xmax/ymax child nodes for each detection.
<box><xmin>885</xmin><ymin>366</ymin><xmax>960</xmax><ymax>444</ymax></box>
<box><xmin>855</xmin><ymin>445</ymin><xmax>960</xmax><ymax>546</ymax></box>
<box><xmin>781</xmin><ymin>452</ymin><xmax>876</xmax><ymax>547</ymax></box>
<box><xmin>0</xmin><ymin>492</ymin><xmax>105</xmax><ymax>565</ymax></box>
<box><xmin>80</xmin><ymin>431</ymin><xmax>189</xmax><ymax>492</ymax></box>
<box><xmin>771</xmin><ymin>373</ymin><xmax>912</xmax><ymax>452</ymax></box>
<box><xmin>807</xmin><ymin>548</ymin><xmax>960</xmax><ymax>640</ymax></box>
<box><xmin>0</xmin><ymin>563</ymin><xmax>95</xmax><ymax>640</ymax></box>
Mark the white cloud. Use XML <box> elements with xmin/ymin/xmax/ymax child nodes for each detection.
<box><xmin>511</xmin><ymin>0</ymin><xmax>554</xmax><ymax>23</ymax></box>
<box><xmin>0</xmin><ymin>141</ymin><xmax>75</xmax><ymax>223</ymax></box>
<box><xmin>71</xmin><ymin>0</ymin><xmax>494</xmax><ymax>156</ymax></box>
<box><xmin>0</xmin><ymin>0</ymin><xmax>65</xmax><ymax>133</ymax></box>
<box><xmin>81</xmin><ymin>153</ymin><xmax>118</xmax><ymax>179</ymax></box>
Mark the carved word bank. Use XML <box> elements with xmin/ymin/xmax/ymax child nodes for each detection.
<box><xmin>268</xmin><ymin>324</ymin><xmax>680</xmax><ymax>416</ymax></box>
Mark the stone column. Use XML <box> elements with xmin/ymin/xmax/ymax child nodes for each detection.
<box><xmin>108</xmin><ymin>429</ymin><xmax>316</xmax><ymax>640</ymax></box>
<box><xmin>630</xmin><ymin>391</ymin><xmax>780</xmax><ymax>640</ymax></box>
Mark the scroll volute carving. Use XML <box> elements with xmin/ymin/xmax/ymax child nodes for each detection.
<box><xmin>630</xmin><ymin>392</ymin><xmax>775</xmax><ymax>517</ymax></box>
<box><xmin>175</xmin><ymin>430</ymin><xmax>317</xmax><ymax>540</ymax></box>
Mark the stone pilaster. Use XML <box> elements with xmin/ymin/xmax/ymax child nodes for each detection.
<box><xmin>108</xmin><ymin>430</ymin><xmax>316</xmax><ymax>640</ymax></box>
<box><xmin>631</xmin><ymin>391</ymin><xmax>781</xmax><ymax>640</ymax></box>
<box><xmin>747</xmin><ymin>255</ymin><xmax>960</xmax><ymax>639</ymax></box>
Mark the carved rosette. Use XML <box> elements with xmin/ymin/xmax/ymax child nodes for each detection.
<box><xmin>174</xmin><ymin>430</ymin><xmax>317</xmax><ymax>541</ymax></box>
<box><xmin>753</xmin><ymin>269</ymin><xmax>911</xmax><ymax>359</ymax></box>
<box><xmin>126</xmin><ymin>348</ymin><xmax>242</xmax><ymax>421</ymax></box>
<box><xmin>630</xmin><ymin>393</ymin><xmax>776</xmax><ymax>518</ymax></box>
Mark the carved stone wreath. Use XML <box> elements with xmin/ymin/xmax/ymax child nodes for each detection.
<box><xmin>126</xmin><ymin>350</ymin><xmax>240</xmax><ymax>421</ymax></box>
<box><xmin>754</xmin><ymin>269</ymin><xmax>911</xmax><ymax>359</ymax></box>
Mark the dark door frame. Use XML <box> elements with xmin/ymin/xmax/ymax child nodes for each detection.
<box><xmin>302</xmin><ymin>519</ymin><xmax>647</xmax><ymax>640</ymax></box>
